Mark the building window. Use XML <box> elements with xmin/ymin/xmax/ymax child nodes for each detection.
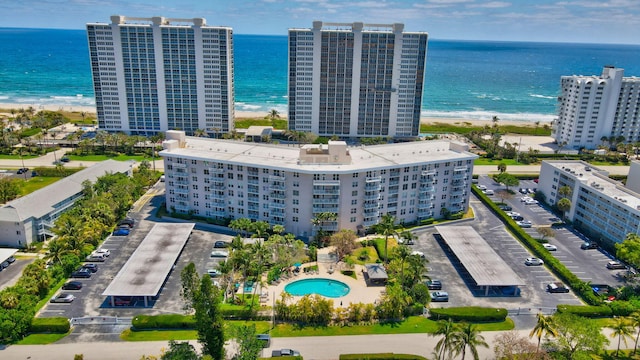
<box><xmin>293</xmin><ymin>190</ymin><xmax>299</xmax><ymax>196</ymax></box>
<box><xmin>351</xmin><ymin>199</ymin><xmax>357</xmax><ymax>205</ymax></box>
<box><xmin>350</xmin><ymin>217</ymin><xmax>356</xmax><ymax>223</ymax></box>
<box><xmin>352</xmin><ymin>190</ymin><xmax>358</xmax><ymax>196</ymax></box>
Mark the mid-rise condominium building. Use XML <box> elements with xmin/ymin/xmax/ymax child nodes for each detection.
<box><xmin>87</xmin><ymin>16</ymin><xmax>234</xmax><ymax>136</ymax></box>
<box><xmin>160</xmin><ymin>131</ymin><xmax>476</xmax><ymax>238</ymax></box>
<box><xmin>288</xmin><ymin>21</ymin><xmax>428</xmax><ymax>139</ymax></box>
<box><xmin>552</xmin><ymin>66</ymin><xmax>640</xmax><ymax>150</ymax></box>
<box><xmin>538</xmin><ymin>160</ymin><xmax>640</xmax><ymax>245</ymax></box>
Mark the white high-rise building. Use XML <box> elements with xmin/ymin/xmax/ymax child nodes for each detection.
<box><xmin>288</xmin><ymin>21</ymin><xmax>428</xmax><ymax>139</ymax></box>
<box><xmin>87</xmin><ymin>16</ymin><xmax>234</xmax><ymax>136</ymax></box>
<box><xmin>160</xmin><ymin>131</ymin><xmax>476</xmax><ymax>238</ymax></box>
<box><xmin>552</xmin><ymin>66</ymin><xmax>640</xmax><ymax>149</ymax></box>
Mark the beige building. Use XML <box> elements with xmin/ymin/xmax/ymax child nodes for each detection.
<box><xmin>160</xmin><ymin>131</ymin><xmax>477</xmax><ymax>238</ymax></box>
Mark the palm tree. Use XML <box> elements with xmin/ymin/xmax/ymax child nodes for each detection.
<box><xmin>558</xmin><ymin>185</ymin><xmax>572</xmax><ymax>199</ymax></box>
<box><xmin>557</xmin><ymin>198</ymin><xmax>571</xmax><ymax>222</ymax></box>
<box><xmin>451</xmin><ymin>323</ymin><xmax>488</xmax><ymax>360</ymax></box>
<box><xmin>529</xmin><ymin>313</ymin><xmax>557</xmax><ymax>352</ymax></box>
<box><xmin>193</xmin><ymin>128</ymin><xmax>207</xmax><ymax>137</ymax></box>
<box><xmin>229</xmin><ymin>218</ymin><xmax>252</xmax><ymax>238</ymax></box>
<box><xmin>374</xmin><ymin>213</ymin><xmax>398</xmax><ymax>263</ymax></box>
<box><xmin>310</xmin><ymin>212</ymin><xmax>337</xmax><ymax>247</ymax></box>
<box><xmin>608</xmin><ymin>316</ymin><xmax>634</xmax><ymax>357</ymax></box>
<box><xmin>630</xmin><ymin>311</ymin><xmax>640</xmax><ymax>355</ymax></box>
<box><xmin>431</xmin><ymin>318</ymin><xmax>457</xmax><ymax>360</ymax></box>
<box><xmin>266</xmin><ymin>109</ymin><xmax>280</xmax><ymax>121</ymax></box>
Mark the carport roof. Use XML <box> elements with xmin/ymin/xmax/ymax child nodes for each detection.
<box><xmin>435</xmin><ymin>225</ymin><xmax>525</xmax><ymax>286</ymax></box>
<box><xmin>365</xmin><ymin>263</ymin><xmax>388</xmax><ymax>280</ymax></box>
<box><xmin>102</xmin><ymin>223</ymin><xmax>195</xmax><ymax>297</ymax></box>
<box><xmin>0</xmin><ymin>248</ymin><xmax>18</xmax><ymax>263</ymax></box>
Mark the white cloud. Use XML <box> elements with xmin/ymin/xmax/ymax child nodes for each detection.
<box><xmin>468</xmin><ymin>1</ymin><xmax>511</xmax><ymax>8</ymax></box>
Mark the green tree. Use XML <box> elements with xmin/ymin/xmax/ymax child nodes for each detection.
<box><xmin>558</xmin><ymin>185</ymin><xmax>572</xmax><ymax>199</ymax></box>
<box><xmin>161</xmin><ymin>340</ymin><xmax>200</xmax><ymax>360</ymax></box>
<box><xmin>552</xmin><ymin>312</ymin><xmax>608</xmax><ymax>359</ymax></box>
<box><xmin>431</xmin><ymin>318</ymin><xmax>457</xmax><ymax>360</ymax></box>
<box><xmin>495</xmin><ymin>172</ymin><xmax>519</xmax><ymax>191</ymax></box>
<box><xmin>529</xmin><ymin>313</ymin><xmax>557</xmax><ymax>352</ymax></box>
<box><xmin>0</xmin><ymin>177</ymin><xmax>20</xmax><ymax>203</ymax></box>
<box><xmin>229</xmin><ymin>218</ymin><xmax>252</xmax><ymax>238</ymax></box>
<box><xmin>608</xmin><ymin>316</ymin><xmax>634</xmax><ymax>357</ymax></box>
<box><xmin>497</xmin><ymin>162</ymin><xmax>507</xmax><ymax>173</ymax></box>
<box><xmin>373</xmin><ymin>213</ymin><xmax>398</xmax><ymax>263</ymax></box>
<box><xmin>556</xmin><ymin>198</ymin><xmax>572</xmax><ymax>222</ymax></box>
<box><xmin>377</xmin><ymin>282</ymin><xmax>411</xmax><ymax>321</ymax></box>
<box><xmin>630</xmin><ymin>311</ymin><xmax>640</xmax><ymax>355</ymax></box>
<box><xmin>616</xmin><ymin>234</ymin><xmax>640</xmax><ymax>271</ymax></box>
<box><xmin>233</xmin><ymin>324</ymin><xmax>264</xmax><ymax>360</ymax></box>
<box><xmin>250</xmin><ymin>220</ymin><xmax>270</xmax><ymax>240</ymax></box>
<box><xmin>451</xmin><ymin>323</ymin><xmax>489</xmax><ymax>360</ymax></box>
<box><xmin>310</xmin><ymin>212</ymin><xmax>337</xmax><ymax>247</ymax></box>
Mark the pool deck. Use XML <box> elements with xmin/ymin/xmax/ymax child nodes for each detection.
<box><xmin>255</xmin><ymin>248</ymin><xmax>385</xmax><ymax>308</ymax></box>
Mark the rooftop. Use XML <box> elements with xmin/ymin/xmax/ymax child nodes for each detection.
<box><xmin>435</xmin><ymin>226</ymin><xmax>524</xmax><ymax>287</ymax></box>
<box><xmin>160</xmin><ymin>135</ymin><xmax>476</xmax><ymax>173</ymax></box>
<box><xmin>545</xmin><ymin>160</ymin><xmax>640</xmax><ymax>211</ymax></box>
<box><xmin>102</xmin><ymin>223</ymin><xmax>195</xmax><ymax>297</ymax></box>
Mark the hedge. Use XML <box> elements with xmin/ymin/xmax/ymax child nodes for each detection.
<box><xmin>556</xmin><ymin>305</ymin><xmax>613</xmax><ymax>318</ymax></box>
<box><xmin>428</xmin><ymin>307</ymin><xmax>507</xmax><ymax>322</ymax></box>
<box><xmin>30</xmin><ymin>317</ymin><xmax>70</xmax><ymax>333</ymax></box>
<box><xmin>340</xmin><ymin>354</ymin><xmax>427</xmax><ymax>360</ymax></box>
<box><xmin>132</xmin><ymin>314</ymin><xmax>196</xmax><ymax>330</ymax></box>
<box><xmin>471</xmin><ymin>186</ymin><xmax>602</xmax><ymax>306</ymax></box>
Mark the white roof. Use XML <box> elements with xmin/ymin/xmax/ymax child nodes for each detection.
<box><xmin>435</xmin><ymin>226</ymin><xmax>524</xmax><ymax>286</ymax></box>
<box><xmin>160</xmin><ymin>137</ymin><xmax>476</xmax><ymax>173</ymax></box>
<box><xmin>102</xmin><ymin>223</ymin><xmax>195</xmax><ymax>297</ymax></box>
<box><xmin>0</xmin><ymin>248</ymin><xmax>18</xmax><ymax>263</ymax></box>
<box><xmin>0</xmin><ymin>160</ymin><xmax>132</xmax><ymax>222</ymax></box>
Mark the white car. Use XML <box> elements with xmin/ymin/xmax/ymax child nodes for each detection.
<box><xmin>210</xmin><ymin>250</ymin><xmax>229</xmax><ymax>258</ymax></box>
<box><xmin>520</xmin><ymin>196</ymin><xmax>531</xmax><ymax>202</ymax></box>
<box><xmin>525</xmin><ymin>257</ymin><xmax>544</xmax><ymax>266</ymax></box>
<box><xmin>207</xmin><ymin>269</ymin><xmax>221</xmax><ymax>277</ymax></box>
<box><xmin>524</xmin><ymin>199</ymin><xmax>539</xmax><ymax>205</ymax></box>
<box><xmin>543</xmin><ymin>244</ymin><xmax>557</xmax><ymax>251</ymax></box>
<box><xmin>516</xmin><ymin>220</ymin><xmax>532</xmax><ymax>228</ymax></box>
<box><xmin>505</xmin><ymin>211</ymin><xmax>521</xmax><ymax>217</ymax></box>
<box><xmin>477</xmin><ymin>185</ymin><xmax>487</xmax><ymax>191</ymax></box>
<box><xmin>93</xmin><ymin>249</ymin><xmax>110</xmax><ymax>257</ymax></box>
<box><xmin>411</xmin><ymin>251</ymin><xmax>425</xmax><ymax>258</ymax></box>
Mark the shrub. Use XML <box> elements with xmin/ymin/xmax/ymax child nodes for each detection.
<box><xmin>556</xmin><ymin>305</ymin><xmax>613</xmax><ymax>318</ymax></box>
<box><xmin>608</xmin><ymin>300</ymin><xmax>638</xmax><ymax>317</ymax></box>
<box><xmin>132</xmin><ymin>314</ymin><xmax>196</xmax><ymax>330</ymax></box>
<box><xmin>429</xmin><ymin>307</ymin><xmax>507</xmax><ymax>322</ymax></box>
<box><xmin>29</xmin><ymin>317</ymin><xmax>70</xmax><ymax>333</ymax></box>
<box><xmin>420</xmin><ymin>218</ymin><xmax>434</xmax><ymax>225</ymax></box>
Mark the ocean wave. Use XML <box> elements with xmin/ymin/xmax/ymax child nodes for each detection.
<box><xmin>529</xmin><ymin>94</ymin><xmax>556</xmax><ymax>99</ymax></box>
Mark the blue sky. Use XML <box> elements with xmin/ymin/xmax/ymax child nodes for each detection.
<box><xmin>2</xmin><ymin>0</ymin><xmax>639</xmax><ymax>44</ymax></box>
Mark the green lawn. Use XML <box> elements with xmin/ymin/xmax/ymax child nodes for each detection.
<box><xmin>474</xmin><ymin>158</ymin><xmax>524</xmax><ymax>166</ymax></box>
<box><xmin>19</xmin><ymin>176</ymin><xmax>60</xmax><ymax>195</ymax></box>
<box><xmin>16</xmin><ymin>332</ymin><xmax>70</xmax><ymax>345</ymax></box>
<box><xmin>0</xmin><ymin>154</ymin><xmax>38</xmax><ymax>159</ymax></box>
<box><xmin>346</xmin><ymin>246</ymin><xmax>380</xmax><ymax>265</ymax></box>
<box><xmin>120</xmin><ymin>320</ymin><xmax>271</xmax><ymax>341</ymax></box>
<box><xmin>269</xmin><ymin>316</ymin><xmax>514</xmax><ymax>337</ymax></box>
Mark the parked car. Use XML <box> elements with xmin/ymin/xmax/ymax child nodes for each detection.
<box><xmin>272</xmin><ymin>349</ymin><xmax>300</xmax><ymax>357</ymax></box>
<box><xmin>112</xmin><ymin>228</ymin><xmax>130</xmax><ymax>236</ymax></box>
<box><xmin>511</xmin><ymin>215</ymin><xmax>524</xmax><ymax>221</ymax></box>
<box><xmin>431</xmin><ymin>291</ymin><xmax>449</xmax><ymax>302</ymax></box>
<box><xmin>581</xmin><ymin>242</ymin><xmax>598</xmax><ymax>250</ymax></box>
<box><xmin>213</xmin><ymin>241</ymin><xmax>229</xmax><ymax>248</ymax></box>
<box><xmin>411</xmin><ymin>251</ymin><xmax>425</xmax><ymax>258</ymax></box>
<box><xmin>516</xmin><ymin>220</ymin><xmax>532</xmax><ymax>228</ymax></box>
<box><xmin>0</xmin><ymin>261</ymin><xmax>8</xmax><ymax>269</ymax></box>
<box><xmin>6</xmin><ymin>255</ymin><xmax>15</xmax><ymax>263</ymax></box>
<box><xmin>256</xmin><ymin>334</ymin><xmax>271</xmax><ymax>347</ymax></box>
<box><xmin>498</xmin><ymin>204</ymin><xmax>512</xmax><ymax>211</ymax></box>
<box><xmin>483</xmin><ymin>189</ymin><xmax>494</xmax><ymax>196</ymax></box>
<box><xmin>210</xmin><ymin>250</ymin><xmax>229</xmax><ymax>258</ymax></box>
<box><xmin>50</xmin><ymin>293</ymin><xmax>75</xmax><ymax>303</ymax></box>
<box><xmin>82</xmin><ymin>263</ymin><xmax>99</xmax><ymax>273</ymax></box>
<box><xmin>118</xmin><ymin>218</ymin><xmax>135</xmax><ymax>228</ymax></box>
<box><xmin>524</xmin><ymin>199</ymin><xmax>539</xmax><ymax>205</ymax></box>
<box><xmin>543</xmin><ymin>244</ymin><xmax>558</xmax><ymax>251</ymax></box>
<box><xmin>477</xmin><ymin>185</ymin><xmax>487</xmax><ymax>191</ymax></box>
<box><xmin>547</xmin><ymin>282</ymin><xmax>570</xmax><ymax>293</ymax></box>
<box><xmin>85</xmin><ymin>254</ymin><xmax>106</xmax><ymax>262</ymax></box>
<box><xmin>505</xmin><ymin>211</ymin><xmax>520</xmax><ymax>217</ymax></box>
<box><xmin>60</xmin><ymin>156</ymin><xmax>70</xmax><ymax>163</ymax></box>
<box><xmin>426</xmin><ymin>280</ymin><xmax>442</xmax><ymax>290</ymax></box>
<box><xmin>62</xmin><ymin>281</ymin><xmax>83</xmax><ymax>290</ymax></box>
<box><xmin>207</xmin><ymin>269</ymin><xmax>221</xmax><ymax>277</ymax></box>
<box><xmin>525</xmin><ymin>257</ymin><xmax>544</xmax><ymax>266</ymax></box>
<box><xmin>607</xmin><ymin>261</ymin><xmax>626</xmax><ymax>270</ymax></box>
<box><xmin>93</xmin><ymin>249</ymin><xmax>110</xmax><ymax>257</ymax></box>
<box><xmin>71</xmin><ymin>268</ymin><xmax>92</xmax><ymax>278</ymax></box>
<box><xmin>16</xmin><ymin>167</ymin><xmax>29</xmax><ymax>174</ymax></box>
<box><xmin>114</xmin><ymin>296</ymin><xmax>134</xmax><ymax>306</ymax></box>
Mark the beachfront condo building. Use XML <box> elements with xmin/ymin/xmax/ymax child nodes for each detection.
<box><xmin>288</xmin><ymin>21</ymin><xmax>428</xmax><ymax>139</ymax></box>
<box><xmin>87</xmin><ymin>16</ymin><xmax>234</xmax><ymax>136</ymax></box>
<box><xmin>552</xmin><ymin>66</ymin><xmax>640</xmax><ymax>150</ymax></box>
<box><xmin>160</xmin><ymin>131</ymin><xmax>476</xmax><ymax>238</ymax></box>
<box><xmin>538</xmin><ymin>160</ymin><xmax>640</xmax><ymax>246</ymax></box>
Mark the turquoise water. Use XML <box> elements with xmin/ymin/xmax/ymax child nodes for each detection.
<box><xmin>285</xmin><ymin>278</ymin><xmax>350</xmax><ymax>298</ymax></box>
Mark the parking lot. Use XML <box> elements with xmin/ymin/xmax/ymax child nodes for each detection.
<box><xmin>476</xmin><ymin>175</ymin><xmax>628</xmax><ymax>288</ymax></box>
<box><xmin>40</xmin><ymin>186</ymin><xmax>234</xmax><ymax>319</ymax></box>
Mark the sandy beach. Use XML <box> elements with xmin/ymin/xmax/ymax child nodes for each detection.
<box><xmin>0</xmin><ymin>102</ymin><xmax>542</xmax><ymax>129</ymax></box>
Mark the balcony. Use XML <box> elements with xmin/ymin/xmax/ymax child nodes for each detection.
<box><xmin>175</xmin><ymin>179</ymin><xmax>189</xmax><ymax>186</ymax></box>
<box><xmin>271</xmin><ymin>191</ymin><xmax>286</xmax><ymax>200</ymax></box>
<box><xmin>313</xmin><ymin>188</ymin><xmax>340</xmax><ymax>195</ymax></box>
<box><xmin>363</xmin><ymin>200</ymin><xmax>379</xmax><ymax>209</ymax></box>
<box><xmin>270</xmin><ymin>183</ymin><xmax>286</xmax><ymax>191</ymax></box>
<box><xmin>175</xmin><ymin>187</ymin><xmax>190</xmax><ymax>194</ymax></box>
<box><xmin>248</xmin><ymin>179</ymin><xmax>259</xmax><ymax>185</ymax></box>
<box><xmin>365</xmin><ymin>182</ymin><xmax>381</xmax><ymax>191</ymax></box>
<box><xmin>269</xmin><ymin>175</ymin><xmax>286</xmax><ymax>181</ymax></box>
<box><xmin>212</xmin><ymin>184</ymin><xmax>226</xmax><ymax>191</ymax></box>
<box><xmin>422</xmin><ymin>170</ymin><xmax>436</xmax><ymax>177</ymax></box>
<box><xmin>388</xmin><ymin>187</ymin><xmax>399</xmax><ymax>195</ymax></box>
<box><xmin>172</xmin><ymin>162</ymin><xmax>187</xmax><ymax>169</ymax></box>
<box><xmin>208</xmin><ymin>167</ymin><xmax>225</xmax><ymax>174</ymax></box>
<box><xmin>364</xmin><ymin>193</ymin><xmax>381</xmax><ymax>201</ymax></box>
<box><xmin>388</xmin><ymin>180</ymin><xmax>400</xmax><ymax>186</ymax></box>
<box><xmin>363</xmin><ymin>208</ymin><xmax>379</xmax><ymax>216</ymax></box>
<box><xmin>210</xmin><ymin>210</ymin><xmax>227</xmax><ymax>217</ymax></box>
<box><xmin>209</xmin><ymin>199</ymin><xmax>225</xmax><ymax>207</ymax></box>
<box><xmin>271</xmin><ymin>202</ymin><xmax>286</xmax><ymax>209</ymax></box>
<box><xmin>363</xmin><ymin>217</ymin><xmax>379</xmax><ymax>226</ymax></box>
<box><xmin>174</xmin><ymin>204</ymin><xmax>190</xmax><ymax>213</ymax></box>
<box><xmin>418</xmin><ymin>201</ymin><xmax>433</xmax><ymax>210</ymax></box>
<box><xmin>419</xmin><ymin>185</ymin><xmax>435</xmax><ymax>193</ymax></box>
<box><xmin>312</xmin><ymin>197</ymin><xmax>340</xmax><ymax>204</ymax></box>
<box><xmin>271</xmin><ymin>208</ymin><xmax>285</xmax><ymax>216</ymax></box>
<box><xmin>366</xmin><ymin>176</ymin><xmax>382</xmax><ymax>183</ymax></box>
<box><xmin>211</xmin><ymin>192</ymin><xmax>225</xmax><ymax>200</ymax></box>
<box><xmin>313</xmin><ymin>180</ymin><xmax>340</xmax><ymax>186</ymax></box>
<box><xmin>313</xmin><ymin>205</ymin><xmax>339</xmax><ymax>213</ymax></box>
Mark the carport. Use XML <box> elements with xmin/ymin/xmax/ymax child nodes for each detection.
<box><xmin>0</xmin><ymin>248</ymin><xmax>18</xmax><ymax>263</ymax></box>
<box><xmin>435</xmin><ymin>226</ymin><xmax>524</xmax><ymax>296</ymax></box>
<box><xmin>102</xmin><ymin>223</ymin><xmax>195</xmax><ymax>307</ymax></box>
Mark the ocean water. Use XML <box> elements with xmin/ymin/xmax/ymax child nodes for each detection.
<box><xmin>1</xmin><ymin>27</ymin><xmax>639</xmax><ymax>123</ymax></box>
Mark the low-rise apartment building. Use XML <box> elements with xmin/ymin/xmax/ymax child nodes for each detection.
<box><xmin>538</xmin><ymin>160</ymin><xmax>640</xmax><ymax>245</ymax></box>
<box><xmin>160</xmin><ymin>131</ymin><xmax>477</xmax><ymax>238</ymax></box>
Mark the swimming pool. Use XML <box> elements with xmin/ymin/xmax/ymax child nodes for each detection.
<box><xmin>284</xmin><ymin>278</ymin><xmax>350</xmax><ymax>298</ymax></box>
